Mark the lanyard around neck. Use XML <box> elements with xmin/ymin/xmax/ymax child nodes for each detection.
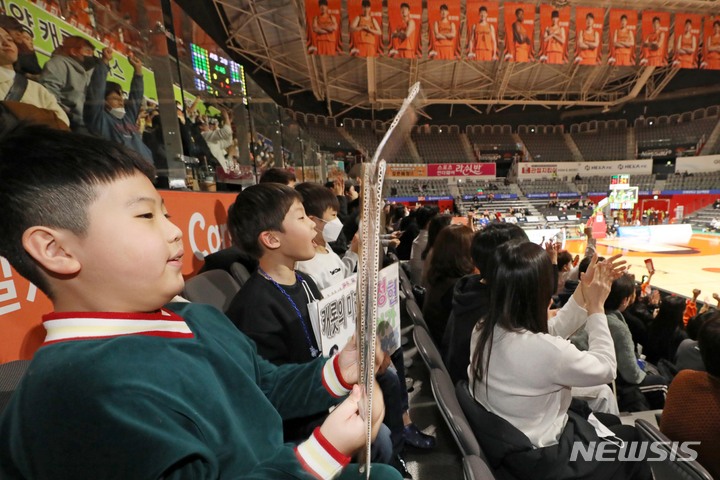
<box><xmin>257</xmin><ymin>268</ymin><xmax>319</xmax><ymax>358</ymax></box>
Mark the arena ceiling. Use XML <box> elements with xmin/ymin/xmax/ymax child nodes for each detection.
<box><xmin>178</xmin><ymin>0</ymin><xmax>720</xmax><ymax>120</ymax></box>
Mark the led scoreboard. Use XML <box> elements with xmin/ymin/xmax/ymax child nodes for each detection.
<box><xmin>608</xmin><ymin>174</ymin><xmax>638</xmax><ymax>209</ymax></box>
<box><xmin>609</xmin><ymin>174</ymin><xmax>630</xmax><ymax>188</ymax></box>
<box><xmin>190</xmin><ymin>43</ymin><xmax>246</xmax><ymax>101</ymax></box>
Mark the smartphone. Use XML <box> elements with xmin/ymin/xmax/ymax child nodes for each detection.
<box><xmin>644</xmin><ymin>258</ymin><xmax>655</xmax><ymax>274</ymax></box>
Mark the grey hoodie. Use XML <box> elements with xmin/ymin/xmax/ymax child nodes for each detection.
<box><xmin>40</xmin><ymin>54</ymin><xmax>93</xmax><ymax>130</ymax></box>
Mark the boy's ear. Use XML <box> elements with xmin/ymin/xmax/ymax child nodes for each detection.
<box><xmin>258</xmin><ymin>230</ymin><xmax>281</xmax><ymax>251</ymax></box>
<box><xmin>22</xmin><ymin>227</ymin><xmax>82</xmax><ymax>275</ymax></box>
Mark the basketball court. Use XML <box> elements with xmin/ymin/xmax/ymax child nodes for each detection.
<box><xmin>565</xmin><ymin>233</ymin><xmax>720</xmax><ymax>300</ymax></box>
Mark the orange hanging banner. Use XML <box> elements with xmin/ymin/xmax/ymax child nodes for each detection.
<box><xmin>465</xmin><ymin>1</ymin><xmax>499</xmax><ymax>61</ymax></box>
<box><xmin>538</xmin><ymin>4</ymin><xmax>570</xmax><ymax>64</ymax></box>
<box><xmin>427</xmin><ymin>0</ymin><xmax>460</xmax><ymax>60</ymax></box>
<box><xmin>672</xmin><ymin>14</ymin><xmax>702</xmax><ymax>69</ymax></box>
<box><xmin>639</xmin><ymin>11</ymin><xmax>670</xmax><ymax>67</ymax></box>
<box><xmin>306</xmin><ymin>0</ymin><xmax>342</xmax><ymax>56</ymax></box>
<box><xmin>348</xmin><ymin>0</ymin><xmax>383</xmax><ymax>57</ymax></box>
<box><xmin>388</xmin><ymin>0</ymin><xmax>422</xmax><ymax>59</ymax></box>
<box><xmin>574</xmin><ymin>7</ymin><xmax>605</xmax><ymax>65</ymax></box>
<box><xmin>503</xmin><ymin>3</ymin><xmax>535</xmax><ymax>62</ymax></box>
<box><xmin>702</xmin><ymin>16</ymin><xmax>720</xmax><ymax>70</ymax></box>
<box><xmin>608</xmin><ymin>9</ymin><xmax>638</xmax><ymax>66</ymax></box>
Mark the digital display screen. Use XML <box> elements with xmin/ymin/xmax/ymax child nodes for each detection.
<box><xmin>191</xmin><ymin>43</ymin><xmax>246</xmax><ymax>102</ymax></box>
<box><xmin>609</xmin><ymin>174</ymin><xmax>631</xmax><ymax>190</ymax></box>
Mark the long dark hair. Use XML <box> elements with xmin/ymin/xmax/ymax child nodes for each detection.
<box><xmin>471</xmin><ymin>240</ymin><xmax>554</xmax><ymax>385</ymax></box>
<box><xmin>425</xmin><ymin>224</ymin><xmax>475</xmax><ymax>286</ymax></box>
<box><xmin>647</xmin><ymin>295</ymin><xmax>685</xmax><ymax>361</ymax></box>
<box><xmin>422</xmin><ymin>214</ymin><xmax>452</xmax><ymax>260</ymax></box>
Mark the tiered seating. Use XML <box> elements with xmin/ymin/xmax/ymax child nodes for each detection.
<box><xmin>374</xmin><ymin>123</ymin><xmax>418</xmax><ymax>163</ymax></box>
<box><xmin>577</xmin><ymin>176</ymin><xmax>612</xmax><ymax>194</ymax></box>
<box><xmin>465</xmin><ymin>125</ymin><xmax>521</xmax><ymax>162</ymax></box>
<box><xmin>631</xmin><ymin>174</ymin><xmax>656</xmax><ymax>191</ymax></box>
<box><xmin>688</xmin><ymin>203</ymin><xmax>720</xmax><ymax>231</ymax></box>
<box><xmin>665</xmin><ymin>172</ymin><xmax>720</xmax><ymax>191</ymax></box>
<box><xmin>386</xmin><ymin>179</ymin><xmax>450</xmax><ymax>197</ymax></box>
<box><xmin>458</xmin><ymin>179</ymin><xmax>512</xmax><ymax>196</ymax></box>
<box><xmin>570</xmin><ymin>119</ymin><xmax>628</xmax><ymax>161</ymax></box>
<box><xmin>412</xmin><ymin>126</ymin><xmax>474</xmax><ymax>163</ymax></box>
<box><xmin>518</xmin><ymin>178</ymin><xmax>576</xmax><ymax>194</ymax></box>
<box><xmin>575</xmin><ymin>174</ymin><xmax>655</xmax><ymax>194</ymax></box>
<box><xmin>518</xmin><ymin>125</ymin><xmax>575</xmax><ymax>162</ymax></box>
<box><xmin>342</xmin><ymin>119</ymin><xmax>380</xmax><ymax>155</ymax></box>
<box><xmin>301</xmin><ymin>114</ymin><xmax>355</xmax><ymax>151</ymax></box>
<box><xmin>635</xmin><ymin>114</ymin><xmax>718</xmax><ymax>152</ymax></box>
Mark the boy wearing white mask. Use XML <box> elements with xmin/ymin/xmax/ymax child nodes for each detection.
<box><xmin>295</xmin><ymin>182</ymin><xmax>359</xmax><ymax>290</ymax></box>
<box><xmin>84</xmin><ymin>47</ymin><xmax>153</xmax><ymax>164</ymax></box>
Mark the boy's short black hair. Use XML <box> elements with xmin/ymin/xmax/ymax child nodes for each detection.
<box><xmin>228</xmin><ymin>183</ymin><xmax>302</xmax><ymax>259</ymax></box>
<box><xmin>604</xmin><ymin>273</ymin><xmax>635</xmax><ymax>312</ymax></box>
<box><xmin>471</xmin><ymin>223</ymin><xmax>528</xmax><ymax>278</ymax></box>
<box><xmin>0</xmin><ymin>124</ymin><xmax>155</xmax><ymax>297</ymax></box>
<box><xmin>557</xmin><ymin>251</ymin><xmax>573</xmax><ymax>270</ymax></box>
<box><xmin>687</xmin><ymin>311</ymin><xmax>715</xmax><ymax>341</ymax></box>
<box><xmin>415</xmin><ymin>205</ymin><xmax>439</xmax><ymax>230</ymax></box>
<box><xmin>105</xmin><ymin>81</ymin><xmax>123</xmax><ymax>99</ymax></box>
<box><xmin>295</xmin><ymin>182</ymin><xmax>339</xmax><ymax>218</ymax></box>
<box><xmin>259</xmin><ymin>168</ymin><xmax>296</xmax><ymax>185</ymax></box>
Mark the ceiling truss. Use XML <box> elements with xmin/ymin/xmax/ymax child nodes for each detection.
<box><xmin>211</xmin><ymin>0</ymin><xmax>720</xmax><ymax>117</ymax></box>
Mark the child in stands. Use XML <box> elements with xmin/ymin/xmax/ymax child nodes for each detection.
<box><xmin>226</xmin><ymin>182</ymin><xmax>415</xmax><ymax>477</ymax></box>
<box><xmin>0</xmin><ymin>125</ymin><xmax>398</xmax><ymax>480</ymax></box>
<box><xmin>295</xmin><ymin>182</ymin><xmax>358</xmax><ymax>291</ymax></box>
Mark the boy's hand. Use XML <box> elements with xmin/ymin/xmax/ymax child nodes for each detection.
<box><xmin>128</xmin><ymin>53</ymin><xmax>142</xmax><ymax>73</ymax></box>
<box><xmin>320</xmin><ymin>385</ymin><xmax>366</xmax><ymax>456</ymax></box>
<box><xmin>101</xmin><ymin>47</ymin><xmax>114</xmax><ymax>65</ymax></box>
<box><xmin>332</xmin><ymin>177</ymin><xmax>344</xmax><ymax>196</ymax></box>
<box><xmin>338</xmin><ymin>336</ymin><xmax>358</xmax><ymax>384</ymax></box>
<box><xmin>337</xmin><ymin>335</ymin><xmax>385</xmax><ymax>385</ymax></box>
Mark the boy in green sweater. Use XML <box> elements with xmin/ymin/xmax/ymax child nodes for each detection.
<box><xmin>0</xmin><ymin>125</ymin><xmax>398</xmax><ymax>480</ymax></box>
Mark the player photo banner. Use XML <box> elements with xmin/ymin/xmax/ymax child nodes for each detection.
<box><xmin>639</xmin><ymin>11</ymin><xmax>670</xmax><ymax>67</ymax></box>
<box><xmin>702</xmin><ymin>16</ymin><xmax>720</xmax><ymax>70</ymax></box>
<box><xmin>388</xmin><ymin>0</ymin><xmax>422</xmax><ymax>58</ymax></box>
<box><xmin>608</xmin><ymin>9</ymin><xmax>637</xmax><ymax>66</ymax></box>
<box><xmin>466</xmin><ymin>1</ymin><xmax>499</xmax><ymax>61</ymax></box>
<box><xmin>504</xmin><ymin>3</ymin><xmax>535</xmax><ymax>62</ymax></box>
<box><xmin>428</xmin><ymin>0</ymin><xmax>460</xmax><ymax>60</ymax></box>
<box><xmin>672</xmin><ymin>14</ymin><xmax>701</xmax><ymax>69</ymax></box>
<box><xmin>349</xmin><ymin>0</ymin><xmax>383</xmax><ymax>57</ymax></box>
<box><xmin>574</xmin><ymin>7</ymin><xmax>604</xmax><ymax>65</ymax></box>
<box><xmin>306</xmin><ymin>0</ymin><xmax>341</xmax><ymax>55</ymax></box>
<box><xmin>539</xmin><ymin>4</ymin><xmax>569</xmax><ymax>64</ymax></box>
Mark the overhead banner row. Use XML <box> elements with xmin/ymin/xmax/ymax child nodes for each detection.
<box><xmin>305</xmin><ymin>0</ymin><xmax>720</xmax><ymax>69</ymax></box>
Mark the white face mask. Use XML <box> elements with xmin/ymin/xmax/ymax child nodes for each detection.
<box><xmin>109</xmin><ymin>107</ymin><xmax>126</xmax><ymax>119</ymax></box>
<box><xmin>321</xmin><ymin>217</ymin><xmax>344</xmax><ymax>243</ymax></box>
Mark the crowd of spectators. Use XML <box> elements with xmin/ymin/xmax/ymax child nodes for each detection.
<box><xmin>0</xmin><ymin>12</ymin><xmax>255</xmax><ymax>188</ymax></box>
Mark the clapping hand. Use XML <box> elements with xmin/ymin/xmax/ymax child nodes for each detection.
<box><xmin>580</xmin><ymin>253</ymin><xmax>626</xmax><ymax>314</ymax></box>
